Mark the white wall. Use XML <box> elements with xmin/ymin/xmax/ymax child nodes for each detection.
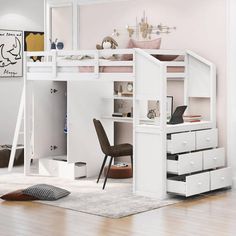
<box><xmin>79</xmin><ymin>0</ymin><xmax>227</xmax><ymax>150</ymax></box>
<box><xmin>0</xmin><ymin>0</ymin><xmax>44</xmax><ymax>144</ymax></box>
<box><xmin>227</xmin><ymin>0</ymin><xmax>236</xmax><ymax>184</ymax></box>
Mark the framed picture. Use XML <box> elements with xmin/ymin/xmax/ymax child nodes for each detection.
<box><xmin>0</xmin><ymin>29</ymin><xmax>23</xmax><ymax>77</ymax></box>
<box><xmin>167</xmin><ymin>96</ymin><xmax>174</xmax><ymax>120</ymax></box>
<box><xmin>24</xmin><ymin>31</ymin><xmax>44</xmax><ymax>62</ymax></box>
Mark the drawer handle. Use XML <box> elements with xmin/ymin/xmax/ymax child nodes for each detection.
<box><xmin>206</xmin><ymin>137</ymin><xmax>211</xmax><ymax>142</ymax></box>
<box><xmin>198</xmin><ymin>182</ymin><xmax>202</xmax><ymax>186</ymax></box>
<box><xmin>213</xmin><ymin>157</ymin><xmax>217</xmax><ymax>161</ymax></box>
<box><xmin>182</xmin><ymin>141</ymin><xmax>187</xmax><ymax>145</ymax></box>
<box><xmin>221</xmin><ymin>177</ymin><xmax>225</xmax><ymax>181</ymax></box>
<box><xmin>190</xmin><ymin>161</ymin><xmax>194</xmax><ymax>165</ymax></box>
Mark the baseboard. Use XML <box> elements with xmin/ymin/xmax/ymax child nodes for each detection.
<box><xmin>134</xmin><ymin>190</ymin><xmax>168</xmax><ymax>200</ymax></box>
<box><xmin>232</xmin><ymin>177</ymin><xmax>236</xmax><ymax>189</ymax></box>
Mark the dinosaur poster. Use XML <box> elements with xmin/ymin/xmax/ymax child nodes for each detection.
<box><xmin>0</xmin><ymin>30</ymin><xmax>23</xmax><ymax>77</ymax></box>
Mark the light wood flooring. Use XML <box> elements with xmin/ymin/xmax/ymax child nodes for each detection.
<box><xmin>0</xmin><ymin>189</ymin><xmax>235</xmax><ymax>236</ymax></box>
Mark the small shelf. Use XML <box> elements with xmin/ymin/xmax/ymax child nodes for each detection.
<box><xmin>102</xmin><ymin>116</ymin><xmax>133</xmax><ymax>123</ymax></box>
<box><xmin>103</xmin><ymin>95</ymin><xmax>133</xmax><ymax>100</ymax></box>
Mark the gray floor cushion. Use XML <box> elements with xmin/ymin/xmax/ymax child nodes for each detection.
<box><xmin>22</xmin><ymin>184</ymin><xmax>70</xmax><ymax>201</ymax></box>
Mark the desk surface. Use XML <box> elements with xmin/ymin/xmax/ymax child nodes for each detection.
<box><xmin>136</xmin><ymin>121</ymin><xmax>214</xmax><ymax>134</ymax></box>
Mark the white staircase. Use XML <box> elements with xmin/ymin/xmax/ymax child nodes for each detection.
<box><xmin>8</xmin><ymin>86</ymin><xmax>25</xmax><ymax>172</ymax></box>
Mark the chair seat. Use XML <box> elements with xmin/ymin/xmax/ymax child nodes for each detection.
<box><xmin>109</xmin><ymin>143</ymin><xmax>133</xmax><ymax>157</ymax></box>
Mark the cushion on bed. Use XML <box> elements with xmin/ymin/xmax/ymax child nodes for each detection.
<box><xmin>22</xmin><ymin>184</ymin><xmax>70</xmax><ymax>201</ymax></box>
<box><xmin>1</xmin><ymin>189</ymin><xmax>39</xmax><ymax>201</ymax></box>
<box><xmin>122</xmin><ymin>38</ymin><xmax>162</xmax><ymax>60</ymax></box>
<box><xmin>129</xmin><ymin>38</ymin><xmax>162</xmax><ymax>49</ymax></box>
<box><xmin>153</xmin><ymin>55</ymin><xmax>179</xmax><ymax>61</ymax></box>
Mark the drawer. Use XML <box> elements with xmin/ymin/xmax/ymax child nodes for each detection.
<box><xmin>167</xmin><ymin>172</ymin><xmax>210</xmax><ymax>197</ymax></box>
<box><xmin>203</xmin><ymin>148</ymin><xmax>225</xmax><ymax>170</ymax></box>
<box><xmin>167</xmin><ymin>132</ymin><xmax>195</xmax><ymax>154</ymax></box>
<box><xmin>167</xmin><ymin>152</ymin><xmax>203</xmax><ymax>175</ymax></box>
<box><xmin>196</xmin><ymin>129</ymin><xmax>218</xmax><ymax>150</ymax></box>
<box><xmin>39</xmin><ymin>159</ymin><xmax>87</xmax><ymax>179</ymax></box>
<box><xmin>74</xmin><ymin>163</ymin><xmax>87</xmax><ymax>178</ymax></box>
<box><xmin>210</xmin><ymin>167</ymin><xmax>232</xmax><ymax>191</ymax></box>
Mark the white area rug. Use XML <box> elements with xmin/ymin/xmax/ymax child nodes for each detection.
<box><xmin>0</xmin><ymin>172</ymin><xmax>180</xmax><ymax>218</ymax></box>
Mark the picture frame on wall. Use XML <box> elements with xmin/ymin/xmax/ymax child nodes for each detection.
<box><xmin>0</xmin><ymin>29</ymin><xmax>23</xmax><ymax>78</ymax></box>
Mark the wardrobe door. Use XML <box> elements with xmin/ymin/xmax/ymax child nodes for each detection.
<box><xmin>50</xmin><ymin>81</ymin><xmax>67</xmax><ymax>156</ymax></box>
<box><xmin>67</xmin><ymin>81</ymin><xmax>113</xmax><ymax>177</ymax></box>
<box><xmin>33</xmin><ymin>81</ymin><xmax>67</xmax><ymax>159</ymax></box>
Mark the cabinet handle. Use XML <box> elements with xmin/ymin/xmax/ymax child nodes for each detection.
<box><xmin>198</xmin><ymin>182</ymin><xmax>202</xmax><ymax>186</ymax></box>
<box><xmin>221</xmin><ymin>177</ymin><xmax>225</xmax><ymax>181</ymax></box>
<box><xmin>206</xmin><ymin>137</ymin><xmax>211</xmax><ymax>142</ymax></box>
<box><xmin>183</xmin><ymin>141</ymin><xmax>187</xmax><ymax>145</ymax></box>
<box><xmin>213</xmin><ymin>157</ymin><xmax>217</xmax><ymax>161</ymax></box>
<box><xmin>190</xmin><ymin>161</ymin><xmax>194</xmax><ymax>165</ymax></box>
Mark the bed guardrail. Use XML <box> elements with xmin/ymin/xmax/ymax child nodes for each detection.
<box><xmin>25</xmin><ymin>49</ymin><xmax>187</xmax><ymax>81</ymax></box>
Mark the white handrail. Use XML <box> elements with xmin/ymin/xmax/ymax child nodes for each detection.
<box><xmin>186</xmin><ymin>50</ymin><xmax>214</xmax><ymax>67</ymax></box>
<box><xmin>134</xmin><ymin>48</ymin><xmax>163</xmax><ymax>65</ymax></box>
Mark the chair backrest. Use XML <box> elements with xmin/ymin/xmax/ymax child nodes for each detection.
<box><xmin>93</xmin><ymin>119</ymin><xmax>111</xmax><ymax>155</ymax></box>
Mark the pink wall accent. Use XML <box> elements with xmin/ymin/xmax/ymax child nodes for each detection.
<box><xmin>79</xmin><ymin>0</ymin><xmax>227</xmax><ymax>148</ymax></box>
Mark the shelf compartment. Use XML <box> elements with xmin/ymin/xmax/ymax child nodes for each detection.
<box><xmin>102</xmin><ymin>116</ymin><xmax>133</xmax><ymax>123</ymax></box>
<box><xmin>103</xmin><ymin>95</ymin><xmax>133</xmax><ymax>100</ymax></box>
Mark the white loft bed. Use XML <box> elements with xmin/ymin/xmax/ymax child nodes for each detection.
<box><xmin>24</xmin><ymin>48</ymin><xmax>231</xmax><ymax>200</ymax></box>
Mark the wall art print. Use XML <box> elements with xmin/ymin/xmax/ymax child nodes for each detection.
<box><xmin>0</xmin><ymin>29</ymin><xmax>23</xmax><ymax>78</ymax></box>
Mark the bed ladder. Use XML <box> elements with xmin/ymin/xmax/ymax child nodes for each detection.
<box><xmin>8</xmin><ymin>86</ymin><xmax>25</xmax><ymax>172</ymax></box>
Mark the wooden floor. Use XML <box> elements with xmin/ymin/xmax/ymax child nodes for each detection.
<box><xmin>0</xmin><ymin>190</ymin><xmax>235</xmax><ymax>236</ymax></box>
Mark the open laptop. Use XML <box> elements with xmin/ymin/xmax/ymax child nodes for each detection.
<box><xmin>167</xmin><ymin>105</ymin><xmax>187</xmax><ymax>125</ymax></box>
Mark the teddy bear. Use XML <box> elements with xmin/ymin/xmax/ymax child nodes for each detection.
<box><xmin>96</xmin><ymin>36</ymin><xmax>118</xmax><ymax>59</ymax></box>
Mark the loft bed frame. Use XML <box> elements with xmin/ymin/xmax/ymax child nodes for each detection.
<box><xmin>24</xmin><ymin>48</ymin><xmax>219</xmax><ymax>199</ymax></box>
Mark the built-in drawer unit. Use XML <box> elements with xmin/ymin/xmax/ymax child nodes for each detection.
<box><xmin>39</xmin><ymin>158</ymin><xmax>87</xmax><ymax>179</ymax></box>
<box><xmin>203</xmin><ymin>148</ymin><xmax>225</xmax><ymax>170</ymax></box>
<box><xmin>167</xmin><ymin>152</ymin><xmax>203</xmax><ymax>175</ymax></box>
<box><xmin>167</xmin><ymin>132</ymin><xmax>195</xmax><ymax>154</ymax></box>
<box><xmin>195</xmin><ymin>129</ymin><xmax>218</xmax><ymax>150</ymax></box>
<box><xmin>210</xmin><ymin>167</ymin><xmax>232</xmax><ymax>191</ymax></box>
<box><xmin>167</xmin><ymin>172</ymin><xmax>210</xmax><ymax>197</ymax></box>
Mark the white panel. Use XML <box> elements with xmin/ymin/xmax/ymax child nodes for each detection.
<box><xmin>135</xmin><ymin>53</ymin><xmax>162</xmax><ymax>99</ymax></box>
<box><xmin>33</xmin><ymin>81</ymin><xmax>67</xmax><ymax>158</ymax></box>
<box><xmin>67</xmin><ymin>81</ymin><xmax>113</xmax><ymax>177</ymax></box>
<box><xmin>188</xmin><ymin>56</ymin><xmax>211</xmax><ymax>97</ymax></box>
<box><xmin>135</xmin><ymin>131</ymin><xmax>166</xmax><ymax>199</ymax></box>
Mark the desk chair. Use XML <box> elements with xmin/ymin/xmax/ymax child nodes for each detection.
<box><xmin>93</xmin><ymin>119</ymin><xmax>133</xmax><ymax>189</ymax></box>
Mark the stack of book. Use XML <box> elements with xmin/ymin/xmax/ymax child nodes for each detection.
<box><xmin>183</xmin><ymin>115</ymin><xmax>202</xmax><ymax>123</ymax></box>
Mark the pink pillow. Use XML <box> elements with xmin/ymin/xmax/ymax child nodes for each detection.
<box><xmin>129</xmin><ymin>38</ymin><xmax>161</xmax><ymax>49</ymax></box>
<box><xmin>122</xmin><ymin>38</ymin><xmax>162</xmax><ymax>60</ymax></box>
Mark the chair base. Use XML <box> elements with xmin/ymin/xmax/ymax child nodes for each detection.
<box><xmin>104</xmin><ymin>165</ymin><xmax>133</xmax><ymax>179</ymax></box>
